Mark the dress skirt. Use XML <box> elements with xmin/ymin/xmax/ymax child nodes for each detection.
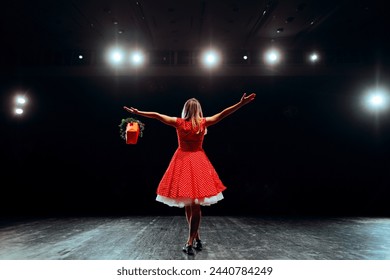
<box><xmin>156</xmin><ymin>148</ymin><xmax>226</xmax><ymax>207</ymax></box>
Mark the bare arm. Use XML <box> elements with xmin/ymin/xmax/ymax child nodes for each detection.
<box><xmin>205</xmin><ymin>93</ymin><xmax>256</xmax><ymax>127</ymax></box>
<box><xmin>123</xmin><ymin>106</ymin><xmax>177</xmax><ymax>127</ymax></box>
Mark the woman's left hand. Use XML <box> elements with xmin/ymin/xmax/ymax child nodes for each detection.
<box><xmin>123</xmin><ymin>106</ymin><xmax>139</xmax><ymax>114</ymax></box>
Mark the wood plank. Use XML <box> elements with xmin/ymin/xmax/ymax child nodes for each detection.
<box><xmin>1</xmin><ymin>216</ymin><xmax>390</xmax><ymax>260</ymax></box>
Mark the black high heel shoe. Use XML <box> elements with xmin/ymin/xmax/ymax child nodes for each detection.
<box><xmin>182</xmin><ymin>244</ymin><xmax>195</xmax><ymax>255</ymax></box>
<box><xmin>193</xmin><ymin>239</ymin><xmax>203</xmax><ymax>251</ymax></box>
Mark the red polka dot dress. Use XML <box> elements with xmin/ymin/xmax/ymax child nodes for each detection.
<box><xmin>156</xmin><ymin>118</ymin><xmax>226</xmax><ymax>207</ymax></box>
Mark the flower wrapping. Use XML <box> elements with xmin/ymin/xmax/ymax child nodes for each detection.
<box><xmin>125</xmin><ymin>122</ymin><xmax>140</xmax><ymax>144</ymax></box>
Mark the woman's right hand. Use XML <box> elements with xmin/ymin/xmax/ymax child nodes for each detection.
<box><xmin>240</xmin><ymin>93</ymin><xmax>256</xmax><ymax>105</ymax></box>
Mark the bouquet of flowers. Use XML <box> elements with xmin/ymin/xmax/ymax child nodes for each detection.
<box><xmin>119</xmin><ymin>117</ymin><xmax>145</xmax><ymax>144</ymax></box>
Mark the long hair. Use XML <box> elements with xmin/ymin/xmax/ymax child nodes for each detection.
<box><xmin>181</xmin><ymin>98</ymin><xmax>205</xmax><ymax>134</ymax></box>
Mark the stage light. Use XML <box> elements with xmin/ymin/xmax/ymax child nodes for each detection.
<box><xmin>112</xmin><ymin>51</ymin><xmax>123</xmax><ymax>63</ymax></box>
<box><xmin>16</xmin><ymin>96</ymin><xmax>26</xmax><ymax>105</ymax></box>
<box><xmin>370</xmin><ymin>94</ymin><xmax>384</xmax><ymax>106</ymax></box>
<box><xmin>108</xmin><ymin>48</ymin><xmax>125</xmax><ymax>65</ymax></box>
<box><xmin>78</xmin><ymin>55</ymin><xmax>83</xmax><ymax>59</ymax></box>
<box><xmin>12</xmin><ymin>94</ymin><xmax>28</xmax><ymax>116</ymax></box>
<box><xmin>15</xmin><ymin>108</ymin><xmax>23</xmax><ymax>115</ymax></box>
<box><xmin>243</xmin><ymin>55</ymin><xmax>248</xmax><ymax>60</ymax></box>
<box><xmin>264</xmin><ymin>48</ymin><xmax>281</xmax><ymax>65</ymax></box>
<box><xmin>130</xmin><ymin>51</ymin><xmax>144</xmax><ymax>66</ymax></box>
<box><xmin>309</xmin><ymin>52</ymin><xmax>319</xmax><ymax>63</ymax></box>
<box><xmin>202</xmin><ymin>49</ymin><xmax>220</xmax><ymax>68</ymax></box>
<box><xmin>362</xmin><ymin>87</ymin><xmax>389</xmax><ymax>112</ymax></box>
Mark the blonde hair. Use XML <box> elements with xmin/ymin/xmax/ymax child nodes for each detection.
<box><xmin>181</xmin><ymin>98</ymin><xmax>205</xmax><ymax>134</ymax></box>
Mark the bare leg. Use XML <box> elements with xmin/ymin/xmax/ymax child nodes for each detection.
<box><xmin>185</xmin><ymin>204</ymin><xmax>201</xmax><ymax>245</ymax></box>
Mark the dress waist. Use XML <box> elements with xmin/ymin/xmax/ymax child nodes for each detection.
<box><xmin>179</xmin><ymin>141</ymin><xmax>203</xmax><ymax>151</ymax></box>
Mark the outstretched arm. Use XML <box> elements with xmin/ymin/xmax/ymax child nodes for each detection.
<box><xmin>123</xmin><ymin>106</ymin><xmax>177</xmax><ymax>127</ymax></box>
<box><xmin>205</xmin><ymin>93</ymin><xmax>256</xmax><ymax>127</ymax></box>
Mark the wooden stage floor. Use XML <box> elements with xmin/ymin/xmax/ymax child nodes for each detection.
<box><xmin>1</xmin><ymin>215</ymin><xmax>390</xmax><ymax>260</ymax></box>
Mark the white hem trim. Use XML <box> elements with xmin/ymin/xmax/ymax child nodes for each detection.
<box><xmin>156</xmin><ymin>192</ymin><xmax>224</xmax><ymax>208</ymax></box>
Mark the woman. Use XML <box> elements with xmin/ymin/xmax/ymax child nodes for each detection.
<box><xmin>123</xmin><ymin>92</ymin><xmax>256</xmax><ymax>255</ymax></box>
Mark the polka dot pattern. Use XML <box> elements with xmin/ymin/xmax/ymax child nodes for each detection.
<box><xmin>156</xmin><ymin>118</ymin><xmax>226</xmax><ymax>207</ymax></box>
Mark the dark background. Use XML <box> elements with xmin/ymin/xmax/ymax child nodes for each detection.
<box><xmin>1</xmin><ymin>0</ymin><xmax>390</xmax><ymax>218</ymax></box>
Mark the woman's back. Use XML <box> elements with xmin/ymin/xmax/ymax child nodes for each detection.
<box><xmin>176</xmin><ymin>118</ymin><xmax>206</xmax><ymax>151</ymax></box>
